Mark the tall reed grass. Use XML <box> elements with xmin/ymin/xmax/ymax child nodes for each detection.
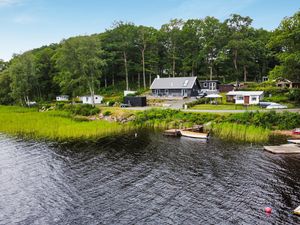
<box><xmin>212</xmin><ymin>122</ymin><xmax>271</xmax><ymax>143</ymax></box>
<box><xmin>0</xmin><ymin>106</ymin><xmax>132</xmax><ymax>142</ymax></box>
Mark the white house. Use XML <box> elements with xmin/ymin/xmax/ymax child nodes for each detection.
<box><xmin>56</xmin><ymin>95</ymin><xmax>69</xmax><ymax>101</ymax></box>
<box><xmin>80</xmin><ymin>95</ymin><xmax>103</xmax><ymax>104</ymax></box>
<box><xmin>226</xmin><ymin>91</ymin><xmax>264</xmax><ymax>105</ymax></box>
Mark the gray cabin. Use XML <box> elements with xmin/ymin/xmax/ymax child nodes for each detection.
<box><xmin>150</xmin><ymin>76</ymin><xmax>201</xmax><ymax>97</ymax></box>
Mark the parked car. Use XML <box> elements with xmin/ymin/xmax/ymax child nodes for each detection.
<box><xmin>259</xmin><ymin>102</ymin><xmax>274</xmax><ymax>108</ymax></box>
<box><xmin>266</xmin><ymin>103</ymin><xmax>287</xmax><ymax>109</ymax></box>
<box><xmin>197</xmin><ymin>91</ymin><xmax>207</xmax><ymax>98</ymax></box>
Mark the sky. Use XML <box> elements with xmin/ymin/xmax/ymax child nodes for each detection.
<box><xmin>0</xmin><ymin>0</ymin><xmax>299</xmax><ymax>61</ymax></box>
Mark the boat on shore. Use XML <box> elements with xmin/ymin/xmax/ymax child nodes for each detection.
<box><xmin>163</xmin><ymin>125</ymin><xmax>209</xmax><ymax>140</ymax></box>
<box><xmin>180</xmin><ymin>130</ymin><xmax>209</xmax><ymax>139</ymax></box>
<box><xmin>292</xmin><ymin>128</ymin><xmax>300</xmax><ymax>135</ymax></box>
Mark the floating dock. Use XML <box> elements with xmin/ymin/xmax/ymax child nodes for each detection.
<box><xmin>264</xmin><ymin>144</ymin><xmax>300</xmax><ymax>154</ymax></box>
<box><xmin>163</xmin><ymin>129</ymin><xmax>181</xmax><ymax>136</ymax></box>
<box><xmin>293</xmin><ymin>206</ymin><xmax>300</xmax><ymax>215</ymax></box>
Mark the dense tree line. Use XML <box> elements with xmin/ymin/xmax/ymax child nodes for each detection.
<box><xmin>0</xmin><ymin>11</ymin><xmax>299</xmax><ymax>105</ymax></box>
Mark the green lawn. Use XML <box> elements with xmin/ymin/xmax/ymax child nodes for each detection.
<box><xmin>191</xmin><ymin>104</ymin><xmax>261</xmax><ymax>110</ymax></box>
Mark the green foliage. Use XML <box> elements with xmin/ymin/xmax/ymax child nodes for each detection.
<box><xmin>134</xmin><ymin>109</ymin><xmax>221</xmax><ymax>128</ymax></box>
<box><xmin>268</xmin><ymin>11</ymin><xmax>300</xmax><ymax>81</ymax></box>
<box><xmin>288</xmin><ymin>89</ymin><xmax>300</xmax><ymax>103</ymax></box>
<box><xmin>186</xmin><ymin>98</ymin><xmax>207</xmax><ymax>108</ymax></box>
<box><xmin>0</xmin><ymin>70</ymin><xmax>13</xmax><ymax>104</ymax></box>
<box><xmin>223</xmin><ymin>111</ymin><xmax>300</xmax><ymax>130</ymax></box>
<box><xmin>63</xmin><ymin>104</ymin><xmax>100</xmax><ymax>116</ymax></box>
<box><xmin>1</xmin><ymin>11</ymin><xmax>300</xmax><ymax>105</ymax></box>
<box><xmin>0</xmin><ymin>106</ymin><xmax>129</xmax><ymax>142</ymax></box>
<box><xmin>212</xmin><ymin>122</ymin><xmax>270</xmax><ymax>143</ymax></box>
<box><xmin>103</xmin><ymin>110</ymin><xmax>112</xmax><ymax>116</ymax></box>
<box><xmin>263</xmin><ymin>95</ymin><xmax>289</xmax><ymax>103</ymax></box>
<box><xmin>54</xmin><ymin>35</ymin><xmax>105</xmax><ymax>99</ymax></box>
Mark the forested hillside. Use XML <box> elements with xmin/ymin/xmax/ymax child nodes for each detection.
<box><xmin>0</xmin><ymin>11</ymin><xmax>299</xmax><ymax>105</ymax></box>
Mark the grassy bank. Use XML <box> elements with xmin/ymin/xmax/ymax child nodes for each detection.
<box><xmin>1</xmin><ymin>106</ymin><xmax>299</xmax><ymax>143</ymax></box>
<box><xmin>211</xmin><ymin>122</ymin><xmax>271</xmax><ymax>143</ymax></box>
<box><xmin>134</xmin><ymin>109</ymin><xmax>300</xmax><ymax>143</ymax></box>
<box><xmin>0</xmin><ymin>106</ymin><xmax>132</xmax><ymax>142</ymax></box>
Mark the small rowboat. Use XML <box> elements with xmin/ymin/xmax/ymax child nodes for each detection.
<box><xmin>180</xmin><ymin>130</ymin><xmax>209</xmax><ymax>139</ymax></box>
<box><xmin>294</xmin><ymin>205</ymin><xmax>300</xmax><ymax>216</ymax></box>
<box><xmin>292</xmin><ymin>128</ymin><xmax>300</xmax><ymax>135</ymax></box>
<box><xmin>287</xmin><ymin>139</ymin><xmax>300</xmax><ymax>144</ymax></box>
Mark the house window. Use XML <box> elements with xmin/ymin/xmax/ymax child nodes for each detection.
<box><xmin>251</xmin><ymin>97</ymin><xmax>257</xmax><ymax>101</ymax></box>
<box><xmin>86</xmin><ymin>97</ymin><xmax>88</xmax><ymax>101</ymax></box>
<box><xmin>237</xmin><ymin>96</ymin><xmax>243</xmax><ymax>100</ymax></box>
<box><xmin>95</xmin><ymin>97</ymin><xmax>98</xmax><ymax>99</ymax></box>
<box><xmin>203</xmin><ymin>82</ymin><xmax>207</xmax><ymax>87</ymax></box>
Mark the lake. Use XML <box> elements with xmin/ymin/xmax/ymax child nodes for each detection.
<box><xmin>0</xmin><ymin>132</ymin><xmax>300</xmax><ymax>224</ymax></box>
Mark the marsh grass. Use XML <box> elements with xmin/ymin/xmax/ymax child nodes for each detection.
<box><xmin>212</xmin><ymin>122</ymin><xmax>271</xmax><ymax>143</ymax></box>
<box><xmin>0</xmin><ymin>106</ymin><xmax>132</xmax><ymax>142</ymax></box>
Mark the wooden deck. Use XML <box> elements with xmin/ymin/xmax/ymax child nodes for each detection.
<box><xmin>163</xmin><ymin>129</ymin><xmax>182</xmax><ymax>136</ymax></box>
<box><xmin>264</xmin><ymin>144</ymin><xmax>300</xmax><ymax>154</ymax></box>
<box><xmin>294</xmin><ymin>206</ymin><xmax>300</xmax><ymax>215</ymax></box>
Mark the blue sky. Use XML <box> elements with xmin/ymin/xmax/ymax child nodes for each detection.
<box><xmin>0</xmin><ymin>0</ymin><xmax>299</xmax><ymax>61</ymax></box>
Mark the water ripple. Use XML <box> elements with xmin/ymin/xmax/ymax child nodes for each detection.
<box><xmin>0</xmin><ymin>133</ymin><xmax>300</xmax><ymax>224</ymax></box>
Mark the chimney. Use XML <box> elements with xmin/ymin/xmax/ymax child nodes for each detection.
<box><xmin>157</xmin><ymin>75</ymin><xmax>160</xmax><ymax>79</ymax></box>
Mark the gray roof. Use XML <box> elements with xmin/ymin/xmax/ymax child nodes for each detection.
<box><xmin>150</xmin><ymin>77</ymin><xmax>197</xmax><ymax>89</ymax></box>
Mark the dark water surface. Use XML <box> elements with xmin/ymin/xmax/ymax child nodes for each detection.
<box><xmin>1</xmin><ymin>132</ymin><xmax>300</xmax><ymax>225</ymax></box>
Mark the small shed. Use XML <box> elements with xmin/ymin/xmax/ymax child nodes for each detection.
<box><xmin>226</xmin><ymin>91</ymin><xmax>264</xmax><ymax>105</ymax></box>
<box><xmin>80</xmin><ymin>95</ymin><xmax>103</xmax><ymax>105</ymax></box>
<box><xmin>276</xmin><ymin>78</ymin><xmax>300</xmax><ymax>89</ymax></box>
<box><xmin>124</xmin><ymin>96</ymin><xmax>147</xmax><ymax>107</ymax></box>
<box><xmin>56</xmin><ymin>95</ymin><xmax>69</xmax><ymax>101</ymax></box>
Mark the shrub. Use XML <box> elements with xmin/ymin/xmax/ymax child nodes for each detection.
<box><xmin>288</xmin><ymin>89</ymin><xmax>300</xmax><ymax>103</ymax></box>
<box><xmin>103</xmin><ymin>111</ymin><xmax>112</xmax><ymax>116</ymax></box>
<box><xmin>186</xmin><ymin>98</ymin><xmax>207</xmax><ymax>108</ymax></box>
<box><xmin>63</xmin><ymin>104</ymin><xmax>100</xmax><ymax>116</ymax></box>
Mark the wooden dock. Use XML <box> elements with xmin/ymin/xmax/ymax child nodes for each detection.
<box><xmin>293</xmin><ymin>206</ymin><xmax>300</xmax><ymax>215</ymax></box>
<box><xmin>264</xmin><ymin>144</ymin><xmax>300</xmax><ymax>154</ymax></box>
<box><xmin>163</xmin><ymin>129</ymin><xmax>182</xmax><ymax>137</ymax></box>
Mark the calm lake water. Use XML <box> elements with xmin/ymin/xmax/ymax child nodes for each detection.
<box><xmin>0</xmin><ymin>132</ymin><xmax>300</xmax><ymax>225</ymax></box>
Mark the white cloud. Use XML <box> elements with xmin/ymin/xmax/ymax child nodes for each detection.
<box><xmin>0</xmin><ymin>0</ymin><xmax>21</xmax><ymax>7</ymax></box>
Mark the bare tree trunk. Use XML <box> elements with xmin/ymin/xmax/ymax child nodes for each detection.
<box><xmin>123</xmin><ymin>51</ymin><xmax>129</xmax><ymax>91</ymax></box>
<box><xmin>138</xmin><ymin>72</ymin><xmax>140</xmax><ymax>89</ymax></box>
<box><xmin>233</xmin><ymin>49</ymin><xmax>238</xmax><ymax>71</ymax></box>
<box><xmin>89</xmin><ymin>84</ymin><xmax>95</xmax><ymax>106</ymax></box>
<box><xmin>142</xmin><ymin>49</ymin><xmax>146</xmax><ymax>89</ymax></box>
<box><xmin>172</xmin><ymin>52</ymin><xmax>176</xmax><ymax>77</ymax></box>
<box><xmin>112</xmin><ymin>73</ymin><xmax>115</xmax><ymax>87</ymax></box>
<box><xmin>104</xmin><ymin>75</ymin><xmax>107</xmax><ymax>88</ymax></box>
<box><xmin>243</xmin><ymin>65</ymin><xmax>247</xmax><ymax>82</ymax></box>
<box><xmin>191</xmin><ymin>61</ymin><xmax>194</xmax><ymax>77</ymax></box>
<box><xmin>149</xmin><ymin>73</ymin><xmax>152</xmax><ymax>87</ymax></box>
<box><xmin>209</xmin><ymin>66</ymin><xmax>213</xmax><ymax>80</ymax></box>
